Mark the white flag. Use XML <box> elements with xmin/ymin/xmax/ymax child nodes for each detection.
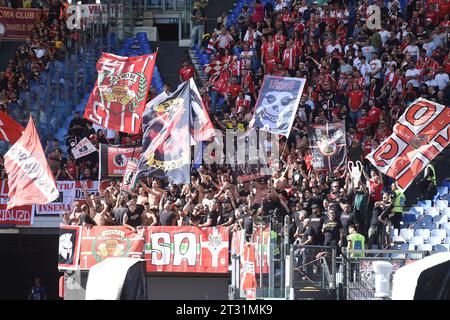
<box><xmin>71</xmin><ymin>137</ymin><xmax>97</xmax><ymax>159</ymax></box>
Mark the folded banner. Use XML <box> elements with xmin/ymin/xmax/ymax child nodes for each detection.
<box><xmin>0</xmin><ymin>181</ymin><xmax>34</xmax><ymax>225</ymax></box>
<box><xmin>144</xmin><ymin>226</ymin><xmax>229</xmax><ymax>273</ymax></box>
<box><xmin>99</xmin><ymin>144</ymin><xmax>141</xmax><ymax>179</ymax></box>
<box><xmin>79</xmin><ymin>226</ymin><xmax>145</xmax><ymax>270</ymax></box>
<box><xmin>84</xmin><ymin>52</ymin><xmax>157</xmax><ymax>134</ymax></box>
<box><xmin>366</xmin><ymin>98</ymin><xmax>450</xmax><ymax>192</ymax></box>
<box><xmin>71</xmin><ymin>137</ymin><xmax>97</xmax><ymax>159</ymax></box>
<box><xmin>138</xmin><ymin>81</ymin><xmax>192</xmax><ymax>184</ymax></box>
<box><xmin>58</xmin><ymin>226</ymin><xmax>82</xmax><ymax>271</ymax></box>
<box><xmin>250</xmin><ymin>75</ymin><xmax>306</xmax><ymax>137</ymax></box>
<box><xmin>0</xmin><ymin>111</ymin><xmax>25</xmax><ymax>144</ymax></box>
<box><xmin>308</xmin><ymin>120</ymin><xmax>347</xmax><ymax>172</ymax></box>
<box><xmin>4</xmin><ymin>117</ymin><xmax>59</xmax><ymax>209</ymax></box>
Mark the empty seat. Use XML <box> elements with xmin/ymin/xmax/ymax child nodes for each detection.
<box><xmin>415</xmin><ymin>229</ymin><xmax>430</xmax><ymax>240</ymax></box>
<box><xmin>443</xmin><ymin>207</ymin><xmax>450</xmax><ymax>217</ymax></box>
<box><xmin>433</xmin><ymin>215</ymin><xmax>448</xmax><ymax>224</ymax></box>
<box><xmin>434</xmin><ymin>244</ymin><xmax>450</xmax><ymax>252</ymax></box>
<box><xmin>435</xmin><ymin>200</ymin><xmax>449</xmax><ymax>210</ymax></box>
<box><xmin>418</xmin><ymin>200</ymin><xmax>432</xmax><ymax>208</ymax></box>
<box><xmin>402</xmin><ymin>214</ymin><xmax>416</xmax><ymax>224</ymax></box>
<box><xmin>410</xmin><ymin>236</ymin><xmax>424</xmax><ymax>245</ymax></box>
<box><xmin>419</xmin><ymin>215</ymin><xmax>434</xmax><ymax>224</ymax></box>
<box><xmin>445</xmin><ymin>237</ymin><xmax>450</xmax><ymax>245</ymax></box>
<box><xmin>409</xmin><ymin>207</ymin><xmax>424</xmax><ymax>217</ymax></box>
<box><xmin>437</xmin><ymin>186</ymin><xmax>448</xmax><ymax>196</ymax></box>
<box><xmin>441</xmin><ymin>222</ymin><xmax>450</xmax><ymax>233</ymax></box>
<box><xmin>416</xmin><ymin>244</ymin><xmax>433</xmax><ymax>251</ymax></box>
<box><xmin>427</xmin><ymin>236</ymin><xmax>442</xmax><ymax>245</ymax></box>
<box><xmin>431</xmin><ymin>229</ymin><xmax>447</xmax><ymax>240</ymax></box>
<box><xmin>425</xmin><ymin>207</ymin><xmax>440</xmax><ymax>217</ymax></box>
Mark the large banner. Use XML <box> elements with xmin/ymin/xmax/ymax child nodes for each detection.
<box><xmin>99</xmin><ymin>144</ymin><xmax>141</xmax><ymax>179</ymax></box>
<box><xmin>250</xmin><ymin>76</ymin><xmax>306</xmax><ymax>137</ymax></box>
<box><xmin>84</xmin><ymin>52</ymin><xmax>157</xmax><ymax>134</ymax></box>
<box><xmin>79</xmin><ymin>226</ymin><xmax>145</xmax><ymax>270</ymax></box>
<box><xmin>144</xmin><ymin>227</ymin><xmax>229</xmax><ymax>273</ymax></box>
<box><xmin>231</xmin><ymin>228</ymin><xmax>271</xmax><ymax>273</ymax></box>
<box><xmin>366</xmin><ymin>98</ymin><xmax>450</xmax><ymax>192</ymax></box>
<box><xmin>0</xmin><ymin>8</ymin><xmax>48</xmax><ymax>40</ymax></box>
<box><xmin>308</xmin><ymin>121</ymin><xmax>347</xmax><ymax>172</ymax></box>
<box><xmin>0</xmin><ymin>180</ymin><xmax>34</xmax><ymax>225</ymax></box>
<box><xmin>58</xmin><ymin>226</ymin><xmax>82</xmax><ymax>271</ymax></box>
<box><xmin>4</xmin><ymin>117</ymin><xmax>59</xmax><ymax>209</ymax></box>
<box><xmin>138</xmin><ymin>81</ymin><xmax>192</xmax><ymax>184</ymax></box>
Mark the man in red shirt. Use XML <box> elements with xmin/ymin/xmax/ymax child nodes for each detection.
<box><xmin>228</xmin><ymin>77</ymin><xmax>242</xmax><ymax>99</ymax></box>
<box><xmin>346</xmin><ymin>83</ymin><xmax>365</xmax><ymax>125</ymax></box>
<box><xmin>366</xmin><ymin>100</ymin><xmax>382</xmax><ymax>133</ymax></box>
<box><xmin>179</xmin><ymin>60</ymin><xmax>196</xmax><ymax>82</ymax></box>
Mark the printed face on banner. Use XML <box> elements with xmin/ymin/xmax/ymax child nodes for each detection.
<box><xmin>58</xmin><ymin>226</ymin><xmax>82</xmax><ymax>270</ymax></box>
<box><xmin>251</xmin><ymin>76</ymin><xmax>306</xmax><ymax>137</ymax></box>
<box><xmin>79</xmin><ymin>227</ymin><xmax>144</xmax><ymax>269</ymax></box>
<box><xmin>366</xmin><ymin>98</ymin><xmax>449</xmax><ymax>192</ymax></box>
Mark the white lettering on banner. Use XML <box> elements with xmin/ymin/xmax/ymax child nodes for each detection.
<box><xmin>88</xmin><ymin>100</ymin><xmax>105</xmax><ymax>126</ymax></box>
<box><xmin>0</xmin><ymin>209</ymin><xmax>31</xmax><ymax>222</ymax></box>
<box><xmin>150</xmin><ymin>233</ymin><xmax>171</xmax><ymax>266</ymax></box>
<box><xmin>173</xmin><ymin>233</ymin><xmax>197</xmax><ymax>266</ymax></box>
<box><xmin>200</xmin><ymin>228</ymin><xmax>228</xmax><ymax>268</ymax></box>
<box><xmin>5</xmin><ymin>143</ymin><xmax>58</xmax><ymax>202</ymax></box>
<box><xmin>66</xmin><ymin>4</ymin><xmax>123</xmax><ymax>30</ymax></box>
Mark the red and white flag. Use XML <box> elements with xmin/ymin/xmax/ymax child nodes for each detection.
<box><xmin>0</xmin><ymin>111</ymin><xmax>25</xmax><ymax>144</ymax></box>
<box><xmin>84</xmin><ymin>52</ymin><xmax>157</xmax><ymax>134</ymax></box>
<box><xmin>4</xmin><ymin>117</ymin><xmax>59</xmax><ymax>209</ymax></box>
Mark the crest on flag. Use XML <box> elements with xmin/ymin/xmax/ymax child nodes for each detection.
<box><xmin>308</xmin><ymin>121</ymin><xmax>347</xmax><ymax>172</ymax></box>
<box><xmin>366</xmin><ymin>98</ymin><xmax>449</xmax><ymax>192</ymax></box>
<box><xmin>84</xmin><ymin>52</ymin><xmax>157</xmax><ymax>134</ymax></box>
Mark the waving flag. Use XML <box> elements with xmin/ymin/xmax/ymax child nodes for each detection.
<box><xmin>366</xmin><ymin>98</ymin><xmax>450</xmax><ymax>192</ymax></box>
<box><xmin>250</xmin><ymin>75</ymin><xmax>306</xmax><ymax>137</ymax></box>
<box><xmin>308</xmin><ymin>121</ymin><xmax>347</xmax><ymax>172</ymax></box>
<box><xmin>84</xmin><ymin>52</ymin><xmax>157</xmax><ymax>134</ymax></box>
<box><xmin>189</xmin><ymin>78</ymin><xmax>215</xmax><ymax>142</ymax></box>
<box><xmin>4</xmin><ymin>117</ymin><xmax>59</xmax><ymax>209</ymax></box>
<box><xmin>138</xmin><ymin>81</ymin><xmax>192</xmax><ymax>184</ymax></box>
<box><xmin>71</xmin><ymin>137</ymin><xmax>97</xmax><ymax>159</ymax></box>
<box><xmin>0</xmin><ymin>111</ymin><xmax>24</xmax><ymax>144</ymax></box>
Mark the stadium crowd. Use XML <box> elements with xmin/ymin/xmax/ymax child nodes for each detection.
<box><xmin>0</xmin><ymin>0</ymin><xmax>449</xmax><ymax>252</ymax></box>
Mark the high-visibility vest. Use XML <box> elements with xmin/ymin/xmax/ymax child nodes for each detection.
<box><xmin>393</xmin><ymin>190</ymin><xmax>405</xmax><ymax>214</ymax></box>
<box><xmin>240</xmin><ymin>243</ymin><xmax>257</xmax><ymax>292</ymax></box>
<box><xmin>425</xmin><ymin>164</ymin><xmax>436</xmax><ymax>185</ymax></box>
<box><xmin>347</xmin><ymin>233</ymin><xmax>365</xmax><ymax>258</ymax></box>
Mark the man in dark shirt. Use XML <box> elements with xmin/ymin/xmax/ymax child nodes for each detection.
<box><xmin>339</xmin><ymin>203</ymin><xmax>356</xmax><ymax>248</ymax></box>
<box><xmin>123</xmin><ymin>199</ymin><xmax>144</xmax><ymax>232</ymax></box>
<box><xmin>309</xmin><ymin>204</ymin><xmax>326</xmax><ymax>245</ymax></box>
<box><xmin>296</xmin><ymin>218</ymin><xmax>316</xmax><ymax>278</ymax></box>
<box><xmin>200</xmin><ymin>199</ymin><xmax>220</xmax><ymax>227</ymax></box>
<box><xmin>322</xmin><ymin>208</ymin><xmax>343</xmax><ymax>248</ymax></box>
<box><xmin>113</xmin><ymin>196</ymin><xmax>128</xmax><ymax>226</ymax></box>
<box><xmin>69</xmin><ymin>112</ymin><xmax>87</xmax><ymax>140</ymax></box>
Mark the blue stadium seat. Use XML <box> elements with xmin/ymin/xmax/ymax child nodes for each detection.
<box><xmin>410</xmin><ymin>236</ymin><xmax>424</xmax><ymax>246</ymax></box>
<box><xmin>415</xmin><ymin>229</ymin><xmax>430</xmax><ymax>240</ymax></box>
<box><xmin>402</xmin><ymin>214</ymin><xmax>416</xmax><ymax>224</ymax></box>
<box><xmin>433</xmin><ymin>215</ymin><xmax>448</xmax><ymax>225</ymax></box>
<box><xmin>437</xmin><ymin>186</ymin><xmax>448</xmax><ymax>196</ymax></box>
<box><xmin>434</xmin><ymin>244</ymin><xmax>450</xmax><ymax>252</ymax></box>
<box><xmin>418</xmin><ymin>200</ymin><xmax>432</xmax><ymax>208</ymax></box>
<box><xmin>441</xmin><ymin>222</ymin><xmax>450</xmax><ymax>233</ymax></box>
<box><xmin>416</xmin><ymin>244</ymin><xmax>433</xmax><ymax>251</ymax></box>
<box><xmin>399</xmin><ymin>228</ymin><xmax>414</xmax><ymax>241</ymax></box>
<box><xmin>427</xmin><ymin>236</ymin><xmax>442</xmax><ymax>245</ymax></box>
<box><xmin>431</xmin><ymin>229</ymin><xmax>447</xmax><ymax>240</ymax></box>
<box><xmin>409</xmin><ymin>207</ymin><xmax>424</xmax><ymax>217</ymax></box>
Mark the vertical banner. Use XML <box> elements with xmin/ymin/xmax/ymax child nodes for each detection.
<box><xmin>307</xmin><ymin>121</ymin><xmax>347</xmax><ymax>172</ymax></box>
<box><xmin>121</xmin><ymin>160</ymin><xmax>138</xmax><ymax>192</ymax></box>
<box><xmin>58</xmin><ymin>226</ymin><xmax>82</xmax><ymax>270</ymax></box>
<box><xmin>366</xmin><ymin>98</ymin><xmax>449</xmax><ymax>192</ymax></box>
<box><xmin>138</xmin><ymin>81</ymin><xmax>192</xmax><ymax>184</ymax></box>
<box><xmin>240</xmin><ymin>243</ymin><xmax>257</xmax><ymax>300</ymax></box>
<box><xmin>0</xmin><ymin>8</ymin><xmax>48</xmax><ymax>40</ymax></box>
<box><xmin>250</xmin><ymin>76</ymin><xmax>306</xmax><ymax>137</ymax></box>
<box><xmin>144</xmin><ymin>227</ymin><xmax>229</xmax><ymax>273</ymax></box>
<box><xmin>79</xmin><ymin>226</ymin><xmax>144</xmax><ymax>270</ymax></box>
<box><xmin>84</xmin><ymin>52</ymin><xmax>157</xmax><ymax>134</ymax></box>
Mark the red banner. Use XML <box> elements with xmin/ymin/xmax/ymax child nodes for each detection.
<box><xmin>367</xmin><ymin>98</ymin><xmax>450</xmax><ymax>192</ymax></box>
<box><xmin>0</xmin><ymin>8</ymin><xmax>48</xmax><ymax>40</ymax></box>
<box><xmin>84</xmin><ymin>52</ymin><xmax>157</xmax><ymax>134</ymax></box>
<box><xmin>79</xmin><ymin>226</ymin><xmax>144</xmax><ymax>270</ymax></box>
<box><xmin>144</xmin><ymin>227</ymin><xmax>229</xmax><ymax>273</ymax></box>
<box><xmin>0</xmin><ymin>180</ymin><xmax>34</xmax><ymax>225</ymax></box>
<box><xmin>99</xmin><ymin>144</ymin><xmax>141</xmax><ymax>179</ymax></box>
<box><xmin>231</xmin><ymin>228</ymin><xmax>271</xmax><ymax>273</ymax></box>
<box><xmin>240</xmin><ymin>243</ymin><xmax>257</xmax><ymax>299</ymax></box>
